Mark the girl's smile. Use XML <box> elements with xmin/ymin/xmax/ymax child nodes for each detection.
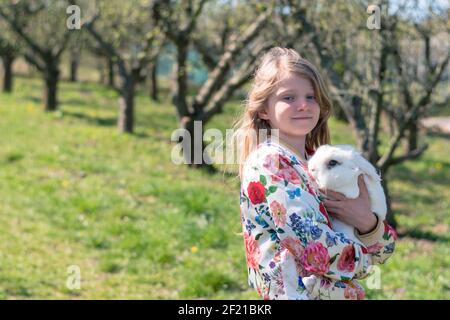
<box><xmin>292</xmin><ymin>116</ymin><xmax>313</xmax><ymax>120</ymax></box>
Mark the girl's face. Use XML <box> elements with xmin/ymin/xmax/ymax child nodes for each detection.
<box><xmin>259</xmin><ymin>73</ymin><xmax>320</xmax><ymax>139</ymax></box>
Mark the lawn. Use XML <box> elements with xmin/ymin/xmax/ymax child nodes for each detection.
<box><xmin>0</xmin><ymin>76</ymin><xmax>448</xmax><ymax>299</ymax></box>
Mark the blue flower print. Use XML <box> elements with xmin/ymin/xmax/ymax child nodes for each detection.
<box><xmin>310</xmin><ymin>225</ymin><xmax>323</xmax><ymax>240</ymax></box>
<box><xmin>326</xmin><ymin>232</ymin><xmax>338</xmax><ymax>247</ymax></box>
<box><xmin>384</xmin><ymin>242</ymin><xmax>395</xmax><ymax>254</ymax></box>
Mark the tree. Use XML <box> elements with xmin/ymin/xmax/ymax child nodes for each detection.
<box><xmin>281</xmin><ymin>0</ymin><xmax>449</xmax><ymax>227</ymax></box>
<box><xmin>0</xmin><ymin>14</ymin><xmax>19</xmax><ymax>93</ymax></box>
<box><xmin>390</xmin><ymin>17</ymin><xmax>449</xmax><ymax>154</ymax></box>
<box><xmin>83</xmin><ymin>37</ymin><xmax>116</xmax><ymax>87</ymax></box>
<box><xmin>69</xmin><ymin>46</ymin><xmax>81</xmax><ymax>82</ymax></box>
<box><xmin>0</xmin><ymin>34</ymin><xmax>18</xmax><ymax>93</ymax></box>
<box><xmin>0</xmin><ymin>0</ymin><xmax>76</xmax><ymax>110</ymax></box>
<box><xmin>159</xmin><ymin>0</ymin><xmax>275</xmax><ymax>169</ymax></box>
<box><xmin>81</xmin><ymin>0</ymin><xmax>165</xmax><ymax>133</ymax></box>
<box><xmin>148</xmin><ymin>53</ymin><xmax>160</xmax><ymax>101</ymax></box>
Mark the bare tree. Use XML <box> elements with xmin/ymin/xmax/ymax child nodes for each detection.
<box><xmin>159</xmin><ymin>0</ymin><xmax>275</xmax><ymax>169</ymax></box>
<box><xmin>0</xmin><ymin>1</ymin><xmax>74</xmax><ymax>110</ymax></box>
<box><xmin>282</xmin><ymin>0</ymin><xmax>449</xmax><ymax>227</ymax></box>
<box><xmin>81</xmin><ymin>0</ymin><xmax>165</xmax><ymax>133</ymax></box>
<box><xmin>0</xmin><ymin>35</ymin><xmax>18</xmax><ymax>93</ymax></box>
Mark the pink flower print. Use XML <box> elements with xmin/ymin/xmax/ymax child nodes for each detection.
<box><xmin>344</xmin><ymin>281</ymin><xmax>365</xmax><ymax>300</ymax></box>
<box><xmin>270</xmin><ymin>200</ymin><xmax>287</xmax><ymax>227</ymax></box>
<box><xmin>384</xmin><ymin>220</ymin><xmax>398</xmax><ymax>240</ymax></box>
<box><xmin>337</xmin><ymin>245</ymin><xmax>356</xmax><ymax>272</ymax></box>
<box><xmin>263</xmin><ymin>154</ymin><xmax>301</xmax><ymax>184</ymax></box>
<box><xmin>281</xmin><ymin>237</ymin><xmax>305</xmax><ymax>275</ymax></box>
<box><xmin>244</xmin><ymin>232</ymin><xmax>261</xmax><ymax>270</ymax></box>
<box><xmin>366</xmin><ymin>242</ymin><xmax>384</xmax><ymax>254</ymax></box>
<box><xmin>300</xmin><ymin>241</ymin><xmax>330</xmax><ymax>275</ymax></box>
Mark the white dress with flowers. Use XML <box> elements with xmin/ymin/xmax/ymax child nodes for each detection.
<box><xmin>239</xmin><ymin>139</ymin><xmax>397</xmax><ymax>300</ymax></box>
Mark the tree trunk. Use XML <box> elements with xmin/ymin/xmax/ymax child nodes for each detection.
<box><xmin>2</xmin><ymin>53</ymin><xmax>14</xmax><ymax>93</ymax></box>
<box><xmin>172</xmin><ymin>41</ymin><xmax>190</xmax><ymax>117</ymax></box>
<box><xmin>98</xmin><ymin>56</ymin><xmax>105</xmax><ymax>84</ymax></box>
<box><xmin>330</xmin><ymin>95</ymin><xmax>348</xmax><ymax>122</ymax></box>
<box><xmin>108</xmin><ymin>57</ymin><xmax>115</xmax><ymax>87</ymax></box>
<box><xmin>405</xmin><ymin>122</ymin><xmax>418</xmax><ymax>153</ymax></box>
<box><xmin>118</xmin><ymin>73</ymin><xmax>136</xmax><ymax>133</ymax></box>
<box><xmin>381</xmin><ymin>174</ymin><xmax>397</xmax><ymax>229</ymax></box>
<box><xmin>180</xmin><ymin>116</ymin><xmax>215</xmax><ymax>171</ymax></box>
<box><xmin>172</xmin><ymin>40</ymin><xmax>214</xmax><ymax>170</ymax></box>
<box><xmin>149</xmin><ymin>61</ymin><xmax>158</xmax><ymax>101</ymax></box>
<box><xmin>44</xmin><ymin>66</ymin><xmax>60</xmax><ymax>111</ymax></box>
<box><xmin>70</xmin><ymin>54</ymin><xmax>79</xmax><ymax>82</ymax></box>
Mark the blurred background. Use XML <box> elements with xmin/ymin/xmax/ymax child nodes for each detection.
<box><xmin>0</xmin><ymin>0</ymin><xmax>448</xmax><ymax>299</ymax></box>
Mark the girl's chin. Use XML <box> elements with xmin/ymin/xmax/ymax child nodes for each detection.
<box><xmin>281</xmin><ymin>131</ymin><xmax>311</xmax><ymax>137</ymax></box>
<box><xmin>290</xmin><ymin>120</ymin><xmax>315</xmax><ymax>128</ymax></box>
<box><xmin>285</xmin><ymin>127</ymin><xmax>314</xmax><ymax>136</ymax></box>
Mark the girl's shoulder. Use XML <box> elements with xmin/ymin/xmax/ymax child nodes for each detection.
<box><xmin>242</xmin><ymin>139</ymin><xmax>305</xmax><ymax>181</ymax></box>
<box><xmin>258</xmin><ymin>138</ymin><xmax>315</xmax><ymax>164</ymax></box>
<box><xmin>241</xmin><ymin>139</ymin><xmax>321</xmax><ymax>200</ymax></box>
<box><xmin>245</xmin><ymin>139</ymin><xmax>286</xmax><ymax>165</ymax></box>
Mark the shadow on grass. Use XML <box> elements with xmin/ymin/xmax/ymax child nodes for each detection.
<box><xmin>23</xmin><ymin>96</ymin><xmax>42</xmax><ymax>105</ymax></box>
<box><xmin>425</xmin><ymin>131</ymin><xmax>450</xmax><ymax>140</ymax></box>
<box><xmin>63</xmin><ymin>110</ymin><xmax>117</xmax><ymax>127</ymax></box>
<box><xmin>63</xmin><ymin>98</ymin><xmax>92</xmax><ymax>107</ymax></box>
<box><xmin>399</xmin><ymin>228</ymin><xmax>450</xmax><ymax>243</ymax></box>
<box><xmin>390</xmin><ymin>158</ymin><xmax>450</xmax><ymax>188</ymax></box>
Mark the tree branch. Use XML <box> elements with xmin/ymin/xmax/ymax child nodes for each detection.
<box><xmin>200</xmin><ymin>41</ymin><xmax>273</xmax><ymax>123</ymax></box>
<box><xmin>23</xmin><ymin>52</ymin><xmax>45</xmax><ymax>72</ymax></box>
<box><xmin>83</xmin><ymin>15</ymin><xmax>128</xmax><ymax>82</ymax></box>
<box><xmin>387</xmin><ymin>144</ymin><xmax>429</xmax><ymax>167</ymax></box>
<box><xmin>0</xmin><ymin>5</ymin><xmax>47</xmax><ymax>58</ymax></box>
<box><xmin>186</xmin><ymin>0</ymin><xmax>207</xmax><ymax>35</ymax></box>
<box><xmin>192</xmin><ymin>37</ymin><xmax>218</xmax><ymax>70</ymax></box>
<box><xmin>192</xmin><ymin>5</ymin><xmax>273</xmax><ymax>114</ymax></box>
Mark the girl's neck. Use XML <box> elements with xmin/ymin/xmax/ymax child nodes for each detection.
<box><xmin>276</xmin><ymin>133</ymin><xmax>307</xmax><ymax>161</ymax></box>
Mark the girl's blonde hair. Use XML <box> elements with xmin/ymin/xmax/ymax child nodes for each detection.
<box><xmin>234</xmin><ymin>47</ymin><xmax>333</xmax><ymax>179</ymax></box>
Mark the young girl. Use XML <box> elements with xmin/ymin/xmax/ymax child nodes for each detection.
<box><xmin>236</xmin><ymin>47</ymin><xmax>397</xmax><ymax>300</ymax></box>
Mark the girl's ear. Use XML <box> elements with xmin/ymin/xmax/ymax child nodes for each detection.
<box><xmin>258</xmin><ymin>110</ymin><xmax>270</xmax><ymax>120</ymax></box>
<box><xmin>353</xmin><ymin>153</ymin><xmax>381</xmax><ymax>182</ymax></box>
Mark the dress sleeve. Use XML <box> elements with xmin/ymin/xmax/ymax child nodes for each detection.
<box><xmin>240</xmin><ymin>148</ymin><xmax>396</xmax><ymax>299</ymax></box>
<box><xmin>354</xmin><ymin>215</ymin><xmax>397</xmax><ymax>265</ymax></box>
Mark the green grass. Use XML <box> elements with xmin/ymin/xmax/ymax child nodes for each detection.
<box><xmin>0</xmin><ymin>76</ymin><xmax>448</xmax><ymax>299</ymax></box>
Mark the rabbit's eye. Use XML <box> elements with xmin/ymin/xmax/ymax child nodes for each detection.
<box><xmin>327</xmin><ymin>160</ymin><xmax>339</xmax><ymax>168</ymax></box>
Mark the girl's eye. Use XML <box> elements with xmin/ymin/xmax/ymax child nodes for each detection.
<box><xmin>283</xmin><ymin>96</ymin><xmax>295</xmax><ymax>102</ymax></box>
<box><xmin>307</xmin><ymin>95</ymin><xmax>316</xmax><ymax>100</ymax></box>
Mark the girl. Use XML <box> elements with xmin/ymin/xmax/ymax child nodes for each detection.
<box><xmin>236</xmin><ymin>47</ymin><xmax>397</xmax><ymax>300</ymax></box>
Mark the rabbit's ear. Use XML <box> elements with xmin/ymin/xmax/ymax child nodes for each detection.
<box><xmin>353</xmin><ymin>153</ymin><xmax>381</xmax><ymax>182</ymax></box>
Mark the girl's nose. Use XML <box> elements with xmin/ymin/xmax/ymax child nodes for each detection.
<box><xmin>295</xmin><ymin>99</ymin><xmax>309</xmax><ymax>110</ymax></box>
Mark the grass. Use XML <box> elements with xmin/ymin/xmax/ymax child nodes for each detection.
<box><xmin>0</xmin><ymin>76</ymin><xmax>448</xmax><ymax>299</ymax></box>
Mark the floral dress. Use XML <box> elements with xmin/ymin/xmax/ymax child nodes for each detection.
<box><xmin>239</xmin><ymin>138</ymin><xmax>397</xmax><ymax>300</ymax></box>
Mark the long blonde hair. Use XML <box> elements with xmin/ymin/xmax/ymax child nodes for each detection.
<box><xmin>234</xmin><ymin>47</ymin><xmax>333</xmax><ymax>179</ymax></box>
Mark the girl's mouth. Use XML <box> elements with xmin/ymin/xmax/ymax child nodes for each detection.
<box><xmin>292</xmin><ymin>117</ymin><xmax>312</xmax><ymax>120</ymax></box>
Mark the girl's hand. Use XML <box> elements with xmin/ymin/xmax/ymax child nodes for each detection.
<box><xmin>319</xmin><ymin>175</ymin><xmax>377</xmax><ymax>234</ymax></box>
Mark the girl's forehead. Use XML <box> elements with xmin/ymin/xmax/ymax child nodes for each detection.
<box><xmin>275</xmin><ymin>73</ymin><xmax>314</xmax><ymax>92</ymax></box>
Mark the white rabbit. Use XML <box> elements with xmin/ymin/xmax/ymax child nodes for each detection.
<box><xmin>307</xmin><ymin>144</ymin><xmax>387</xmax><ymax>245</ymax></box>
